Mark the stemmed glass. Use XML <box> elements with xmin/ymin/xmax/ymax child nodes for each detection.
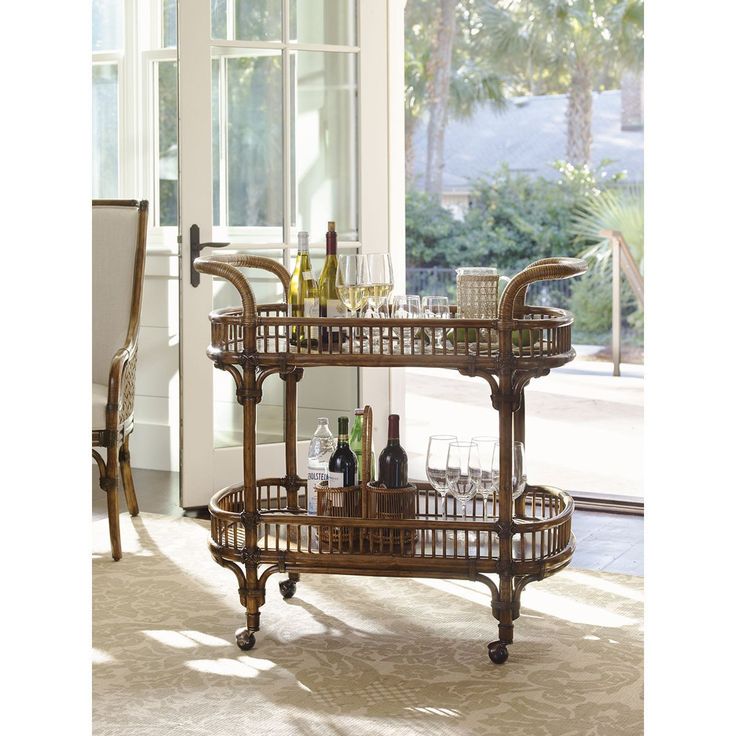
<box><xmin>446</xmin><ymin>441</ymin><xmax>482</xmax><ymax>523</ymax></box>
<box><xmin>336</xmin><ymin>254</ymin><xmax>368</xmax><ymax>319</ymax></box>
<box><xmin>367</xmin><ymin>295</ymin><xmax>391</xmax><ymax>351</ymax></box>
<box><xmin>392</xmin><ymin>295</ymin><xmax>421</xmax><ymax>350</ymax></box>
<box><xmin>422</xmin><ymin>295</ymin><xmax>450</xmax><ymax>350</ymax></box>
<box><xmin>363</xmin><ymin>253</ymin><xmax>394</xmax><ymax>311</ymax></box>
<box><xmin>491</xmin><ymin>440</ymin><xmax>527</xmax><ymax>501</ymax></box>
<box><xmin>471</xmin><ymin>436</ymin><xmax>498</xmax><ymax>520</ymax></box>
<box><xmin>425</xmin><ymin>434</ymin><xmax>458</xmax><ymax>521</ymax></box>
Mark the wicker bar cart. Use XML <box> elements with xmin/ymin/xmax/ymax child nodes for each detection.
<box><xmin>195</xmin><ymin>254</ymin><xmax>587</xmax><ymax>664</ymax></box>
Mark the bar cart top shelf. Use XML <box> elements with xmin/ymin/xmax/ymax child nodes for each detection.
<box><xmin>196</xmin><ymin>254</ymin><xmax>587</xmax><ymax>375</ymax></box>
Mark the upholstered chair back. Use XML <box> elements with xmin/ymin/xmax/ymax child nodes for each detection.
<box><xmin>92</xmin><ymin>202</ymin><xmax>146</xmax><ymax>385</ymax></box>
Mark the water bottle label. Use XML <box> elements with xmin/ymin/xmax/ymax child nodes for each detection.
<box><xmin>307</xmin><ymin>467</ymin><xmax>328</xmax><ymax>514</ymax></box>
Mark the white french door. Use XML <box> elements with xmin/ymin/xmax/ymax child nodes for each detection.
<box><xmin>178</xmin><ymin>0</ymin><xmax>400</xmax><ymax>507</ymax></box>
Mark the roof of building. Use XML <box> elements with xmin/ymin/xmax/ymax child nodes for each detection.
<box><xmin>412</xmin><ymin>89</ymin><xmax>643</xmax><ymax>191</ymax></box>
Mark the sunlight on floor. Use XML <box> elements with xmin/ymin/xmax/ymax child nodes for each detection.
<box><xmin>404</xmin><ymin>707</ymin><xmax>462</xmax><ymax>718</ymax></box>
<box><xmin>185</xmin><ymin>656</ymin><xmax>276</xmax><ymax>679</ymax></box>
<box><xmin>92</xmin><ymin>648</ymin><xmax>114</xmax><ymax>664</ymax></box>
<box><xmin>563</xmin><ymin>569</ymin><xmax>644</xmax><ymax>602</ymax></box>
<box><xmin>410</xmin><ymin>575</ymin><xmax>639</xmax><ymax>628</ymax></box>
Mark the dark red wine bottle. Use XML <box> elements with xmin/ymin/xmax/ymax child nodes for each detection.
<box><xmin>328</xmin><ymin>416</ymin><xmax>357</xmax><ymax>487</ymax></box>
<box><xmin>377</xmin><ymin>414</ymin><xmax>408</xmax><ymax>488</ymax></box>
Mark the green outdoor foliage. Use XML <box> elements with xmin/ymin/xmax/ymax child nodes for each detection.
<box><xmin>407</xmin><ymin>164</ymin><xmax>603</xmax><ymax>274</ymax></box>
<box><xmin>570</xmin><ymin>183</ymin><xmax>644</xmax><ymax>271</ymax></box>
<box><xmin>406</xmin><ymin>161</ymin><xmax>644</xmax><ymax>346</ymax></box>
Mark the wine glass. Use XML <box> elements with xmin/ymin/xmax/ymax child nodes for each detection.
<box><xmin>336</xmin><ymin>254</ymin><xmax>368</xmax><ymax>318</ymax></box>
<box><xmin>425</xmin><ymin>434</ymin><xmax>458</xmax><ymax>521</ymax></box>
<box><xmin>471</xmin><ymin>435</ymin><xmax>498</xmax><ymax>520</ymax></box>
<box><xmin>391</xmin><ymin>294</ymin><xmax>420</xmax><ymax>350</ymax></box>
<box><xmin>367</xmin><ymin>295</ymin><xmax>391</xmax><ymax>351</ymax></box>
<box><xmin>491</xmin><ymin>440</ymin><xmax>527</xmax><ymax>501</ymax></box>
<box><xmin>446</xmin><ymin>441</ymin><xmax>481</xmax><ymax>523</ymax></box>
<box><xmin>422</xmin><ymin>295</ymin><xmax>450</xmax><ymax>350</ymax></box>
<box><xmin>363</xmin><ymin>253</ymin><xmax>394</xmax><ymax>310</ymax></box>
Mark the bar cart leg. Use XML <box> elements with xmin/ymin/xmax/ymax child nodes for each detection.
<box><xmin>235</xmin><ymin>359</ymin><xmax>265</xmax><ymax>650</ymax></box>
<box><xmin>279</xmin><ymin>368</ymin><xmax>303</xmax><ymax>601</ymax></box>
<box><xmin>487</xmin><ymin>362</ymin><xmax>515</xmax><ymax>664</ymax></box>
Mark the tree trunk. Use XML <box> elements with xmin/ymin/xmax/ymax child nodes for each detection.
<box><xmin>566</xmin><ymin>63</ymin><xmax>593</xmax><ymax>166</ymax></box>
<box><xmin>405</xmin><ymin>112</ymin><xmax>417</xmax><ymax>187</ymax></box>
<box><xmin>424</xmin><ymin>0</ymin><xmax>456</xmax><ymax>199</ymax></box>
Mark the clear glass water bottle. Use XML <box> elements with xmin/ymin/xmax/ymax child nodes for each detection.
<box><xmin>307</xmin><ymin>417</ymin><xmax>335</xmax><ymax>514</ymax></box>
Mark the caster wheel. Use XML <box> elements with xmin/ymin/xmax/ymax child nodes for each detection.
<box><xmin>235</xmin><ymin>628</ymin><xmax>256</xmax><ymax>651</ymax></box>
<box><xmin>279</xmin><ymin>579</ymin><xmax>297</xmax><ymax>599</ymax></box>
<box><xmin>488</xmin><ymin>641</ymin><xmax>509</xmax><ymax>664</ymax></box>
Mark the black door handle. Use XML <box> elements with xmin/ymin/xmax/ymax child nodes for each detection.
<box><xmin>190</xmin><ymin>224</ymin><xmax>230</xmax><ymax>287</ymax></box>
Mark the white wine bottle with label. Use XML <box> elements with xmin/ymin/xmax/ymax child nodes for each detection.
<box><xmin>288</xmin><ymin>231</ymin><xmax>319</xmax><ymax>345</ymax></box>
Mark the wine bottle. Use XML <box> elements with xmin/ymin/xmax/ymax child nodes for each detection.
<box><xmin>288</xmin><ymin>231</ymin><xmax>318</xmax><ymax>345</ymax></box>
<box><xmin>318</xmin><ymin>221</ymin><xmax>346</xmax><ymax>343</ymax></box>
<box><xmin>378</xmin><ymin>414</ymin><xmax>408</xmax><ymax>488</ymax></box>
<box><xmin>349</xmin><ymin>408</ymin><xmax>375</xmax><ymax>483</ymax></box>
<box><xmin>328</xmin><ymin>416</ymin><xmax>357</xmax><ymax>490</ymax></box>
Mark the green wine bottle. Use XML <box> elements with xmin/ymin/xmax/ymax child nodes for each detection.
<box><xmin>349</xmin><ymin>408</ymin><xmax>375</xmax><ymax>483</ymax></box>
<box><xmin>288</xmin><ymin>231</ymin><xmax>318</xmax><ymax>345</ymax></box>
<box><xmin>318</xmin><ymin>221</ymin><xmax>346</xmax><ymax>344</ymax></box>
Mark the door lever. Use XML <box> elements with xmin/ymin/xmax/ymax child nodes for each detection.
<box><xmin>189</xmin><ymin>224</ymin><xmax>230</xmax><ymax>287</ymax></box>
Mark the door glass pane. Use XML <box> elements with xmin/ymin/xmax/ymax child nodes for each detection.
<box><xmin>212</xmin><ymin>252</ymin><xmax>287</xmax><ymax>448</ymax></box>
<box><xmin>292</xmin><ymin>51</ymin><xmax>358</xmax><ymax>241</ymax></box>
<box><xmin>211</xmin><ymin>0</ymin><xmax>282</xmax><ymax>42</ymax></box>
<box><xmin>92</xmin><ymin>64</ymin><xmax>119</xmax><ymax>198</ymax></box>
<box><xmin>156</xmin><ymin>61</ymin><xmax>178</xmax><ymax>226</ymax></box>
<box><xmin>162</xmin><ymin>0</ymin><xmax>177</xmax><ymax>48</ymax></box>
<box><xmin>212</xmin><ymin>52</ymin><xmax>283</xmax><ymax>228</ymax></box>
<box><xmin>92</xmin><ymin>0</ymin><xmax>123</xmax><ymax>52</ymax></box>
<box><xmin>290</xmin><ymin>0</ymin><xmax>357</xmax><ymax>46</ymax></box>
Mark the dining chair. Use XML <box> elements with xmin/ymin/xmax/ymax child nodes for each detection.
<box><xmin>92</xmin><ymin>199</ymin><xmax>148</xmax><ymax>561</ymax></box>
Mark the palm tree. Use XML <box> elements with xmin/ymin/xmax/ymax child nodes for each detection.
<box><xmin>405</xmin><ymin>0</ymin><xmax>507</xmax><ymax>193</ymax></box>
<box><xmin>488</xmin><ymin>0</ymin><xmax>644</xmax><ymax>166</ymax></box>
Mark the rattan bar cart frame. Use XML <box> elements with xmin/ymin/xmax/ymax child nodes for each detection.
<box><xmin>195</xmin><ymin>254</ymin><xmax>587</xmax><ymax>664</ymax></box>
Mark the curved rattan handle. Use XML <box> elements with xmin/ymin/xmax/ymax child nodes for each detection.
<box><xmin>194</xmin><ymin>254</ymin><xmax>291</xmax><ymax>319</ymax></box>
<box><xmin>499</xmin><ymin>257</ymin><xmax>587</xmax><ymax>321</ymax></box>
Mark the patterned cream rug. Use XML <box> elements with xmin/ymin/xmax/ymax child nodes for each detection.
<box><xmin>93</xmin><ymin>513</ymin><xmax>643</xmax><ymax>736</ymax></box>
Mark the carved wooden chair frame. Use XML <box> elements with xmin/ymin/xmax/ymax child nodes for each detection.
<box><xmin>92</xmin><ymin>199</ymin><xmax>148</xmax><ymax>561</ymax></box>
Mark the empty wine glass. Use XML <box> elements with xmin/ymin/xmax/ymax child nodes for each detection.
<box><xmin>446</xmin><ymin>441</ymin><xmax>482</xmax><ymax>523</ymax></box>
<box><xmin>425</xmin><ymin>434</ymin><xmax>458</xmax><ymax>520</ymax></box>
<box><xmin>367</xmin><ymin>295</ymin><xmax>391</xmax><ymax>351</ymax></box>
<box><xmin>422</xmin><ymin>295</ymin><xmax>450</xmax><ymax>350</ymax></box>
<box><xmin>363</xmin><ymin>253</ymin><xmax>394</xmax><ymax>310</ymax></box>
<box><xmin>471</xmin><ymin>435</ymin><xmax>498</xmax><ymax>520</ymax></box>
<box><xmin>491</xmin><ymin>440</ymin><xmax>527</xmax><ymax>501</ymax></box>
<box><xmin>392</xmin><ymin>294</ymin><xmax>420</xmax><ymax>350</ymax></box>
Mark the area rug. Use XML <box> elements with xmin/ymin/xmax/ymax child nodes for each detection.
<box><xmin>93</xmin><ymin>513</ymin><xmax>643</xmax><ymax>736</ymax></box>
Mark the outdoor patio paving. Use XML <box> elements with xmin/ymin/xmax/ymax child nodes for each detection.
<box><xmin>405</xmin><ymin>347</ymin><xmax>644</xmax><ymax>500</ymax></box>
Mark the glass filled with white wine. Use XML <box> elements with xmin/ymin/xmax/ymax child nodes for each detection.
<box><xmin>336</xmin><ymin>255</ymin><xmax>368</xmax><ymax>337</ymax></box>
<box><xmin>363</xmin><ymin>253</ymin><xmax>394</xmax><ymax>313</ymax></box>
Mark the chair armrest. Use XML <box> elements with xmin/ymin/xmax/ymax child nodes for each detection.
<box><xmin>194</xmin><ymin>254</ymin><xmax>291</xmax><ymax>319</ymax></box>
<box><xmin>499</xmin><ymin>257</ymin><xmax>588</xmax><ymax>321</ymax></box>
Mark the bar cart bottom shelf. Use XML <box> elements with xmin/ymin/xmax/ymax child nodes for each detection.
<box><xmin>208</xmin><ymin>479</ymin><xmax>575</xmax><ymax>664</ymax></box>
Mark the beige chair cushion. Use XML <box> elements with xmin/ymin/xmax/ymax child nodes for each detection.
<box><xmin>92</xmin><ymin>383</ymin><xmax>108</xmax><ymax>430</ymax></box>
<box><xmin>92</xmin><ymin>205</ymin><xmax>139</xmax><ymax>385</ymax></box>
